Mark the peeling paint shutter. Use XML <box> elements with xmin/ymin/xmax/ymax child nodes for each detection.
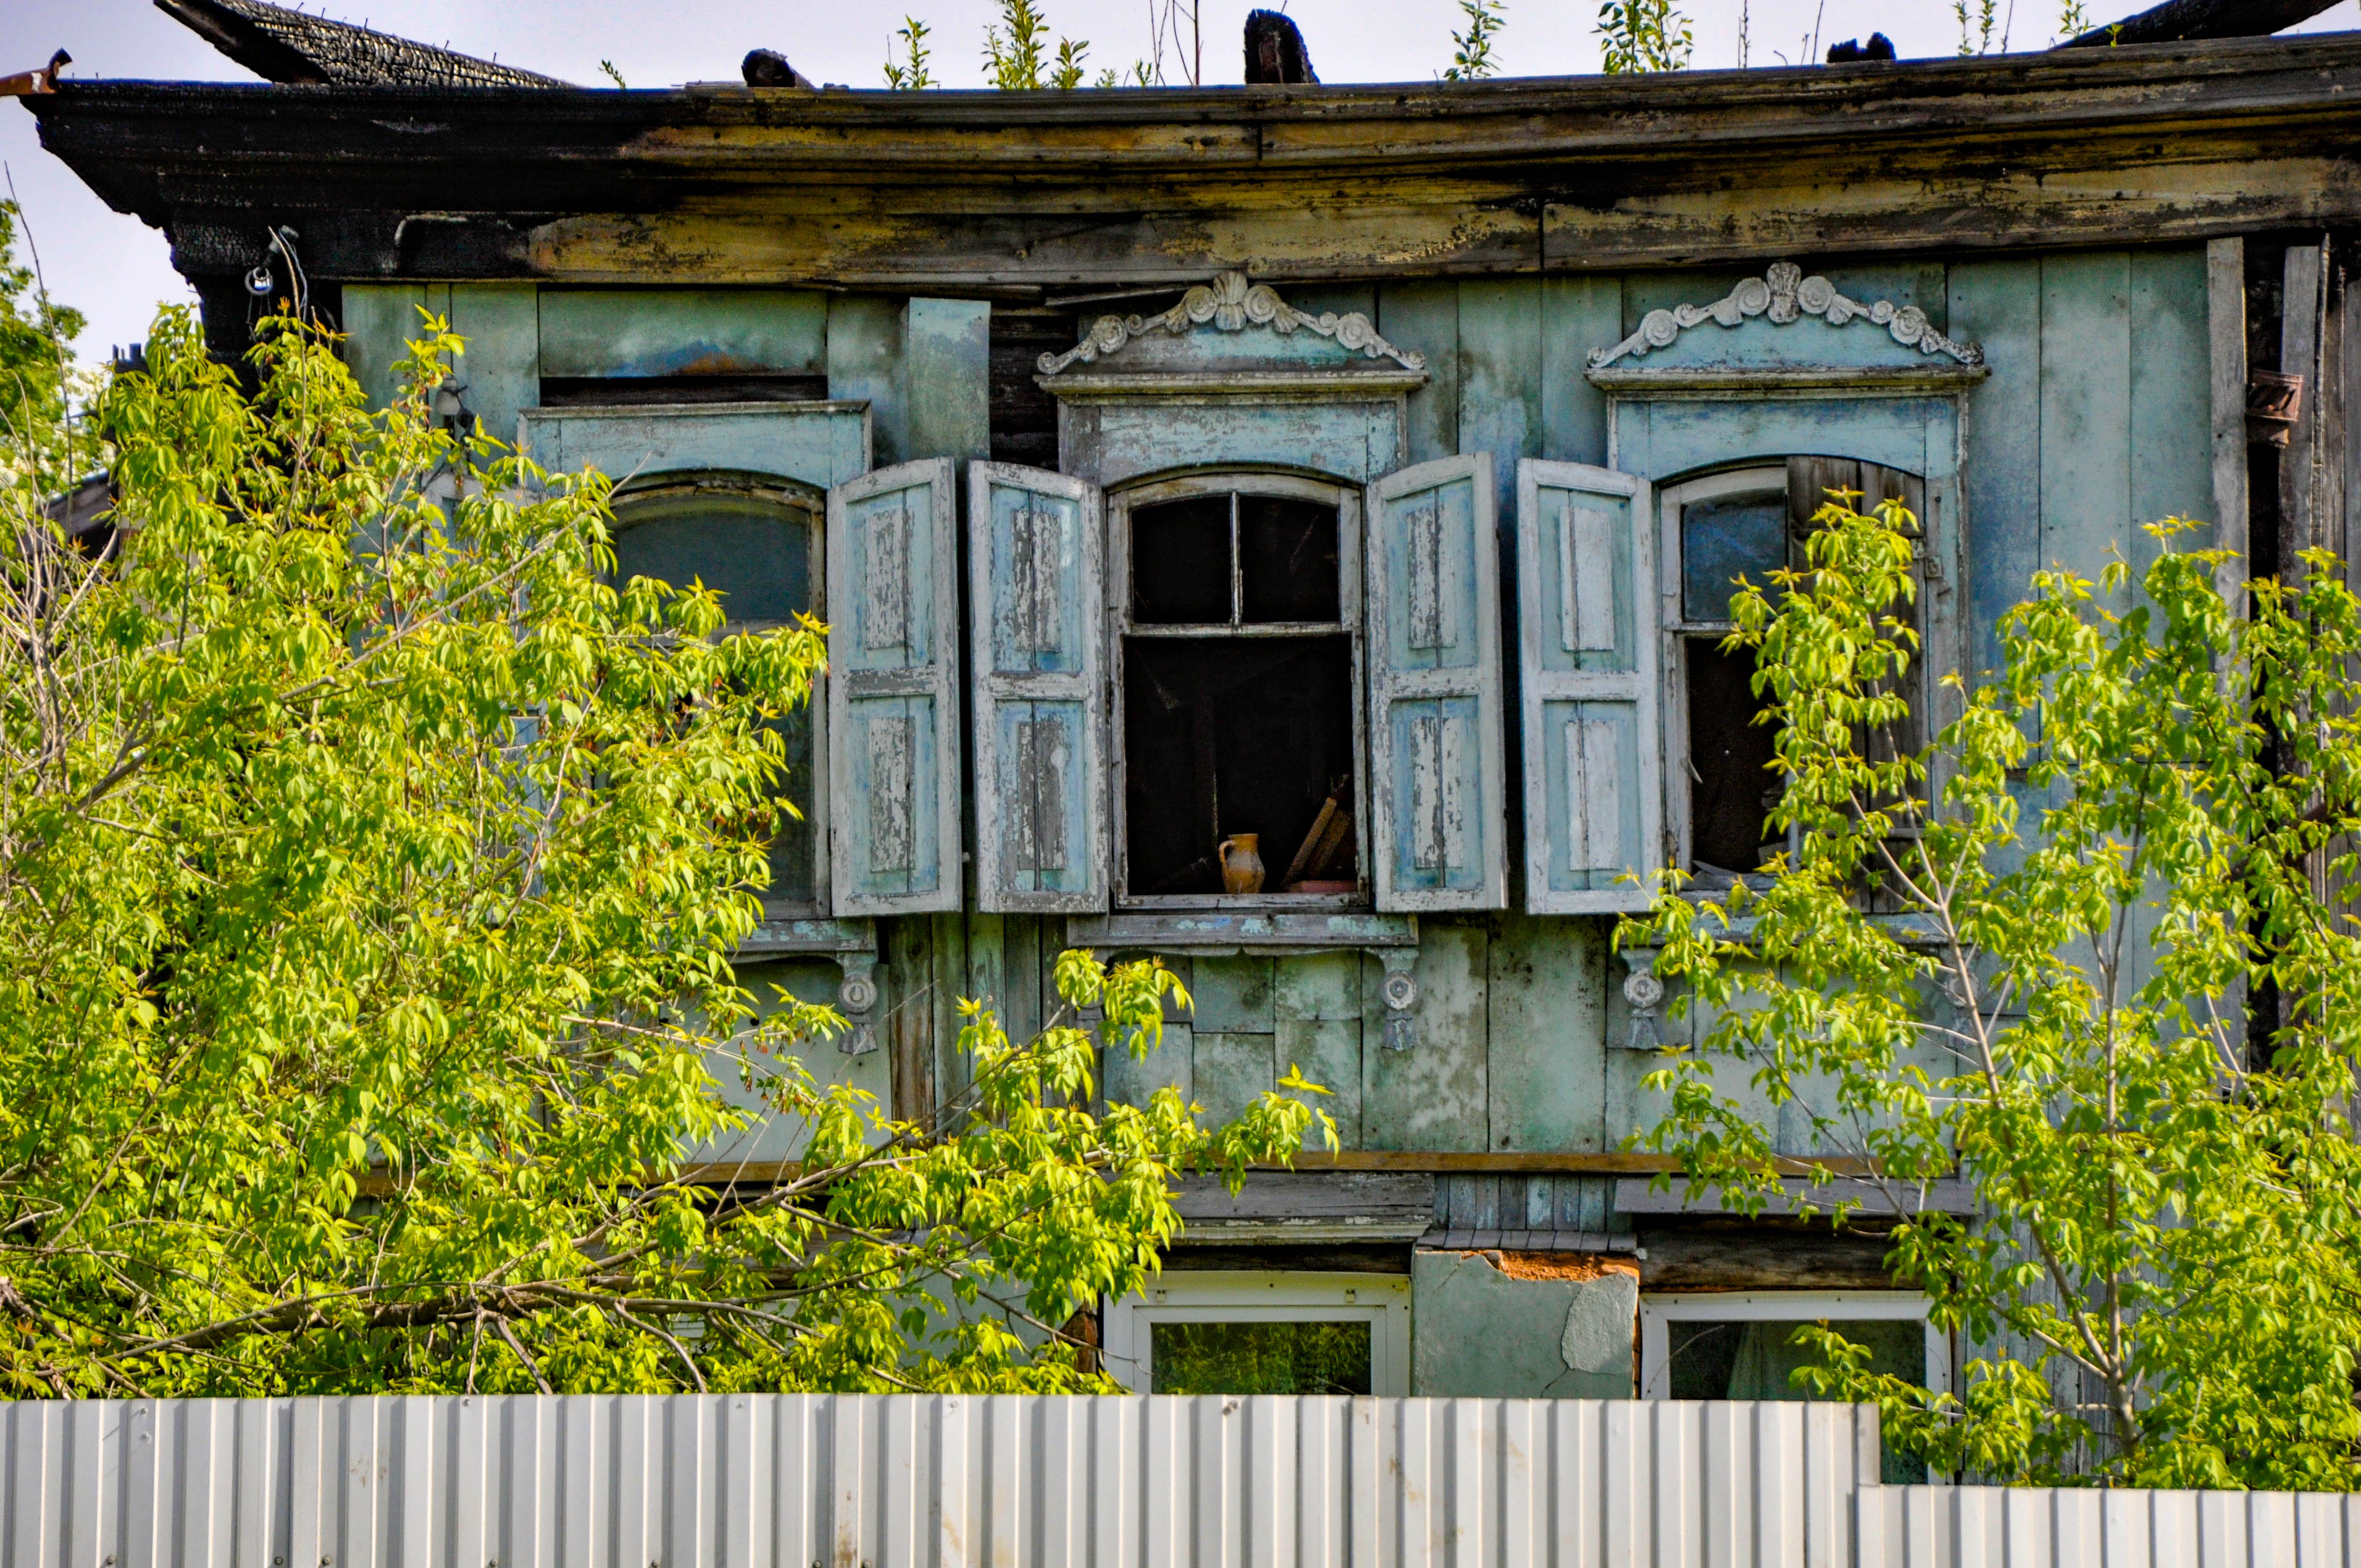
<box><xmin>1516</xmin><ymin>461</ymin><xmax>1660</xmax><ymax>914</ymax></box>
<box><xmin>1366</xmin><ymin>455</ymin><xmax>1506</xmax><ymax>911</ymax></box>
<box><xmin>969</xmin><ymin>463</ymin><xmax>1106</xmax><ymax>912</ymax></box>
<box><xmin>828</xmin><ymin>460</ymin><xmax>962</xmax><ymax>914</ymax></box>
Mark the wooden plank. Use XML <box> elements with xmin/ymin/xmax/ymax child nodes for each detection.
<box><xmin>888</xmin><ymin>916</ymin><xmax>935</xmax><ymax>1123</ymax></box>
<box><xmin>1276</xmin><ymin>1017</ymin><xmax>1363</xmax><ymax>1150</ymax></box>
<box><xmin>2039</xmin><ymin>251</ymin><xmax>2135</xmax><ymax>609</ymax></box>
<box><xmin>1359</xmin><ymin>921</ymin><xmax>1490</xmax><ymax>1151</ymax></box>
<box><xmin>441</xmin><ymin>284</ymin><xmax>538</xmax><ymax>451</ymax></box>
<box><xmin>2283</xmin><ymin>236</ymin><xmax>2331</xmax><ymax>563</ymax></box>
<box><xmin>1379</xmin><ymin>281</ymin><xmax>1460</xmax><ymax>467</ymax></box>
<box><xmin>2209</xmin><ymin>237</ymin><xmax>2251</xmax><ymax>590</ymax></box>
<box><xmin>1105</xmin><ymin>1020</ymin><xmax>1192</xmax><ymax>1111</ymax></box>
<box><xmin>1188</xmin><ymin>957</ymin><xmax>1275</xmax><ymax>1033</ymax></box>
<box><xmin>1486</xmin><ymin>913</ymin><xmax>1608</xmax><ymax>1153</ymax></box>
<box><xmin>1169</xmin><ymin>1170</ymin><xmax>1431</xmax><ymax>1223</ymax></box>
<box><xmin>1949</xmin><ymin>258</ymin><xmax>2045</xmax><ymax>679</ymax></box>
<box><xmin>1271</xmin><ymin>952</ymin><xmax>1361</xmax><ymax>1022</ymax></box>
<box><xmin>905</xmin><ymin>298</ymin><xmax>992</xmax><ymax>462</ymax></box>
<box><xmin>340</xmin><ymin>283</ymin><xmax>437</xmax><ymax>412</ymax></box>
<box><xmin>1261</xmin><ymin>1150</ymin><xmax>1885</xmax><ymax>1174</ymax></box>
<box><xmin>1456</xmin><ymin>279</ymin><xmax>1544</xmax><ymax>533</ymax></box>
<box><xmin>1191</xmin><ymin>1031</ymin><xmax>1279</xmax><ymax>1130</ymax></box>
<box><xmin>930</xmin><ymin>910</ymin><xmax>971</xmax><ymax>1112</ymax></box>
<box><xmin>517</xmin><ymin>402</ymin><xmax>872</xmax><ymax>490</ymax></box>
<box><xmin>825</xmin><ymin>294</ymin><xmax>906</xmax><ymax>465</ymax></box>
<box><xmin>538</xmin><ymin>288</ymin><xmax>827</xmax><ymax>379</ymax></box>
<box><xmin>2129</xmin><ymin>248</ymin><xmax>2215</xmax><ymax>585</ymax></box>
<box><xmin>1542</xmin><ymin>275</ymin><xmax>1621</xmax><ymax>467</ymax></box>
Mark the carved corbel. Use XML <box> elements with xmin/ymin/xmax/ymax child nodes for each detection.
<box><xmin>1379</xmin><ymin>948</ymin><xmax>1420</xmax><ymax>1051</ymax></box>
<box><xmin>834</xmin><ymin>952</ymin><xmax>882</xmax><ymax>1056</ymax></box>
<box><xmin>1618</xmin><ymin>947</ymin><xmax>1669</xmax><ymax>1051</ymax></box>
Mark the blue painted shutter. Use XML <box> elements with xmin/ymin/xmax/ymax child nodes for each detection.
<box><xmin>1516</xmin><ymin>461</ymin><xmax>1661</xmax><ymax>914</ymax></box>
<box><xmin>969</xmin><ymin>464</ymin><xmax>1106</xmax><ymax>912</ymax></box>
<box><xmin>827</xmin><ymin>460</ymin><xmax>963</xmax><ymax>915</ymax></box>
<box><xmin>1365</xmin><ymin>455</ymin><xmax>1507</xmax><ymax>911</ymax></box>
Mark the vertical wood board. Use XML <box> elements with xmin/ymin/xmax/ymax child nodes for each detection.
<box><xmin>1950</xmin><ymin>257</ymin><xmax>2045</xmax><ymax>681</ymax></box>
<box><xmin>825</xmin><ymin>294</ymin><xmax>907</xmax><ymax>466</ymax></box>
<box><xmin>905</xmin><ymin>298</ymin><xmax>993</xmax><ymax>463</ymax></box>
<box><xmin>1380</xmin><ymin>281</ymin><xmax>1461</xmax><ymax>466</ymax></box>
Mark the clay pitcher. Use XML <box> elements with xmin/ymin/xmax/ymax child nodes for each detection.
<box><xmin>1217</xmin><ymin>834</ymin><xmax>1266</xmax><ymax>895</ymax></box>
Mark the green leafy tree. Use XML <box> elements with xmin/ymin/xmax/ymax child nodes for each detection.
<box><xmin>1625</xmin><ymin>494</ymin><xmax>2361</xmax><ymax>1488</ymax></box>
<box><xmin>1957</xmin><ymin>0</ymin><xmax>2004</xmax><ymax>54</ymax></box>
<box><xmin>884</xmin><ymin>17</ymin><xmax>935</xmax><ymax>89</ymax></box>
<box><xmin>0</xmin><ymin>202</ymin><xmax>91</xmax><ymax>486</ymax></box>
<box><xmin>0</xmin><ymin>304</ymin><xmax>1326</xmax><ymax>1397</ymax></box>
<box><xmin>981</xmin><ymin>0</ymin><xmax>1090</xmax><ymax>90</ymax></box>
<box><xmin>1444</xmin><ymin>0</ymin><xmax>1507</xmax><ymax>80</ymax></box>
<box><xmin>1597</xmin><ymin>0</ymin><xmax>1691</xmax><ymax>73</ymax></box>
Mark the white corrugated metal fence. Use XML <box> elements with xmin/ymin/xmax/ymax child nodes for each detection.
<box><xmin>4</xmin><ymin>1396</ymin><xmax>2355</xmax><ymax>1567</ymax></box>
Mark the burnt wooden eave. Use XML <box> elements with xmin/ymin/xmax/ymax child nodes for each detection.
<box><xmin>25</xmin><ymin>30</ymin><xmax>2361</xmax><ymax>293</ymax></box>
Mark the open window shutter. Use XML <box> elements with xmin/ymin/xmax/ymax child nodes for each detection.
<box><xmin>1365</xmin><ymin>455</ymin><xmax>1507</xmax><ymax>911</ymax></box>
<box><xmin>969</xmin><ymin>463</ymin><xmax>1106</xmax><ymax>912</ymax></box>
<box><xmin>827</xmin><ymin>460</ymin><xmax>962</xmax><ymax>915</ymax></box>
<box><xmin>1516</xmin><ymin>461</ymin><xmax>1660</xmax><ymax>914</ymax></box>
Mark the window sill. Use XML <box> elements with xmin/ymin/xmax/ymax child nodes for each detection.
<box><xmin>1121</xmin><ymin>893</ymin><xmax>1371</xmax><ymax>913</ymax></box>
<box><xmin>1066</xmin><ymin>908</ymin><xmax>1417</xmax><ymax>954</ymax></box>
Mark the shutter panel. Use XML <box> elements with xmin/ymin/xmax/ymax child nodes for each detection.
<box><xmin>1366</xmin><ymin>455</ymin><xmax>1507</xmax><ymax>911</ymax></box>
<box><xmin>828</xmin><ymin>459</ymin><xmax>962</xmax><ymax>915</ymax></box>
<box><xmin>969</xmin><ymin>463</ymin><xmax>1106</xmax><ymax>912</ymax></box>
<box><xmin>1516</xmin><ymin>461</ymin><xmax>1660</xmax><ymax>914</ymax></box>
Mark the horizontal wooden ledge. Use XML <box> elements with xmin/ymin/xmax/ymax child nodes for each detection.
<box><xmin>1262</xmin><ymin>1151</ymin><xmax>1883</xmax><ymax>1175</ymax></box>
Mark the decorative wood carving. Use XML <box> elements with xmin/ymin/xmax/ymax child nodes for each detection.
<box><xmin>1038</xmin><ymin>270</ymin><xmax>1427</xmax><ymax>377</ymax></box>
<box><xmin>1588</xmin><ymin>261</ymin><xmax>1984</xmax><ymax>370</ymax></box>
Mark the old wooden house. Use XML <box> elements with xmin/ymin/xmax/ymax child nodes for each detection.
<box><xmin>28</xmin><ymin>0</ymin><xmax>2361</xmax><ymax>1412</ymax></box>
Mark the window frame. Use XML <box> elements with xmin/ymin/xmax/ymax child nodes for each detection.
<box><xmin>1105</xmin><ymin>468</ymin><xmax>1371</xmax><ymax>911</ymax></box>
<box><xmin>1637</xmin><ymin>1289</ymin><xmax>1951</xmax><ymax>1402</ymax></box>
<box><xmin>1657</xmin><ymin>464</ymin><xmax>1792</xmax><ymax>881</ymax></box>
<box><xmin>608</xmin><ymin>470</ymin><xmax>831</xmax><ymax>918</ymax></box>
<box><xmin>1101</xmin><ymin>1270</ymin><xmax>1411</xmax><ymax>1396</ymax></box>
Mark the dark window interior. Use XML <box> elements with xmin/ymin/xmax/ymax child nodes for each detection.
<box><xmin>1681</xmin><ymin>490</ymin><xmax>1787</xmax><ymax>623</ymax></box>
<box><xmin>1685</xmin><ymin>640</ymin><xmax>1782</xmax><ymax>875</ymax></box>
<box><xmin>1151</xmin><ymin>1319</ymin><xmax>1372</xmax><ymax>1395</ymax></box>
<box><xmin>1122</xmin><ymin>490</ymin><xmax>1357</xmax><ymax>898</ymax></box>
<box><xmin>1667</xmin><ymin>1317</ymin><xmax>1926</xmax><ymax>1482</ymax></box>
<box><xmin>610</xmin><ymin>488</ymin><xmax>819</xmax><ymax>907</ymax></box>
<box><xmin>539</xmin><ymin>375</ymin><xmax>830</xmax><ymax>407</ymax></box>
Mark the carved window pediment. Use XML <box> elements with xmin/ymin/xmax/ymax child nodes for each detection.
<box><xmin>1587</xmin><ymin>262</ymin><xmax>1986</xmax><ymax>396</ymax></box>
<box><xmin>1038</xmin><ymin>271</ymin><xmax>1428</xmax><ymax>397</ymax></box>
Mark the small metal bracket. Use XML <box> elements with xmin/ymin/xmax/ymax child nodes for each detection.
<box><xmin>1618</xmin><ymin>947</ymin><xmax>1668</xmax><ymax>1051</ymax></box>
<box><xmin>1379</xmin><ymin>948</ymin><xmax>1419</xmax><ymax>1051</ymax></box>
<box><xmin>834</xmin><ymin>951</ymin><xmax>881</xmax><ymax>1056</ymax></box>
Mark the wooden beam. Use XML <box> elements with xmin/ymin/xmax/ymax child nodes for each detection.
<box><xmin>2062</xmin><ymin>0</ymin><xmax>2342</xmax><ymax>48</ymax></box>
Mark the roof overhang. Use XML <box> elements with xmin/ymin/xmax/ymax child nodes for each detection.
<box><xmin>25</xmin><ymin>32</ymin><xmax>2361</xmax><ymax>293</ymax></box>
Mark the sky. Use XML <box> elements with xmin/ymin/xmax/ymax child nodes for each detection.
<box><xmin>5</xmin><ymin>0</ymin><xmax>2361</xmax><ymax>370</ymax></box>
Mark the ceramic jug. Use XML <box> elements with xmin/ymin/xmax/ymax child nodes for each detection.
<box><xmin>1217</xmin><ymin>834</ymin><xmax>1266</xmax><ymax>895</ymax></box>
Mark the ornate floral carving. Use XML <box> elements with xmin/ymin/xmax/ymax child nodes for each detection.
<box><xmin>1037</xmin><ymin>270</ymin><xmax>1427</xmax><ymax>377</ymax></box>
<box><xmin>1589</xmin><ymin>261</ymin><xmax>1984</xmax><ymax>371</ymax></box>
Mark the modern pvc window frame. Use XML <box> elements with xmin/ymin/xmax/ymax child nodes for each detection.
<box><xmin>1101</xmin><ymin>1270</ymin><xmax>1411</xmax><ymax>1395</ymax></box>
<box><xmin>1104</xmin><ymin>469</ymin><xmax>1371</xmax><ymax>911</ymax></box>
<box><xmin>1638</xmin><ymin>1290</ymin><xmax>1950</xmax><ymax>1401</ymax></box>
<box><xmin>608</xmin><ymin>470</ymin><xmax>830</xmax><ymax>917</ymax></box>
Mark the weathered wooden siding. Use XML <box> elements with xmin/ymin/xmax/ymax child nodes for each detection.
<box><xmin>336</xmin><ymin>249</ymin><xmax>2223</xmax><ymax>1159</ymax></box>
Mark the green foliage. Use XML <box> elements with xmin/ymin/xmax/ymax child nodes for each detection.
<box><xmin>1624</xmin><ymin>494</ymin><xmax>2361</xmax><ymax>1488</ymax></box>
<box><xmin>1597</xmin><ymin>0</ymin><xmax>1691</xmax><ymax>73</ymax></box>
<box><xmin>981</xmin><ymin>0</ymin><xmax>1089</xmax><ymax>90</ymax></box>
<box><xmin>1957</xmin><ymin>0</ymin><xmax>2002</xmax><ymax>54</ymax></box>
<box><xmin>0</xmin><ymin>202</ymin><xmax>90</xmax><ymax>486</ymax></box>
<box><xmin>1444</xmin><ymin>0</ymin><xmax>1507</xmax><ymax>81</ymax></box>
<box><xmin>2055</xmin><ymin>1</ymin><xmax>2091</xmax><ymax>41</ymax></box>
<box><xmin>596</xmin><ymin>59</ymin><xmax>627</xmax><ymax>88</ymax></box>
<box><xmin>884</xmin><ymin>18</ymin><xmax>935</xmax><ymax>90</ymax></box>
<box><xmin>0</xmin><ymin>307</ymin><xmax>1330</xmax><ymax>1397</ymax></box>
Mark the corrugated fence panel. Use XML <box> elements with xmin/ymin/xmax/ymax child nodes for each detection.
<box><xmin>1</xmin><ymin>1397</ymin><xmax>1881</xmax><ymax>1568</ymax></box>
<box><xmin>1859</xmin><ymin>1484</ymin><xmax>2361</xmax><ymax>1568</ymax></box>
<box><xmin>12</xmin><ymin>1398</ymin><xmax>2361</xmax><ymax>1568</ymax></box>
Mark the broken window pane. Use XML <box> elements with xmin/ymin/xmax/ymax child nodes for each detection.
<box><xmin>1681</xmin><ymin>490</ymin><xmax>1786</xmax><ymax>623</ymax></box>
<box><xmin>1130</xmin><ymin>493</ymin><xmax>1232</xmax><ymax>624</ymax></box>
<box><xmin>1240</xmin><ymin>494</ymin><xmax>1340</xmax><ymax>623</ymax></box>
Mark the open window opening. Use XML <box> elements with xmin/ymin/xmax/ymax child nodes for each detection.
<box><xmin>1663</xmin><ymin>460</ymin><xmax>1924</xmax><ymax>888</ymax></box>
<box><xmin>609</xmin><ymin>474</ymin><xmax>825</xmax><ymax>912</ymax></box>
<box><xmin>1113</xmin><ymin>475</ymin><xmax>1367</xmax><ymax>905</ymax></box>
<box><xmin>1640</xmin><ymin>1290</ymin><xmax>1947</xmax><ymax>1483</ymax></box>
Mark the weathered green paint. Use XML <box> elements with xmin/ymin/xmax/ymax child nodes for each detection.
<box><xmin>538</xmin><ymin>288</ymin><xmax>827</xmax><ymax>379</ymax></box>
<box><xmin>1541</xmin><ymin>276</ymin><xmax>1619</xmax><ymax>467</ymax></box>
<box><xmin>1485</xmin><ymin>914</ymin><xmax>1609</xmax><ymax>1151</ymax></box>
<box><xmin>1951</xmin><ymin>256</ymin><xmax>2046</xmax><ymax>681</ymax></box>
<box><xmin>1410</xmin><ymin>1252</ymin><xmax>1636</xmax><ymax>1398</ymax></box>
<box><xmin>2041</xmin><ymin>252</ymin><xmax>2136</xmax><ymax>612</ymax></box>
<box><xmin>1189</xmin><ymin>957</ymin><xmax>1275</xmax><ymax>1033</ymax></box>
<box><xmin>1361</xmin><ymin>921</ymin><xmax>1490</xmax><ymax>1150</ymax></box>
<box><xmin>1379</xmin><ymin>281</ymin><xmax>1460</xmax><ymax>466</ymax></box>
<box><xmin>518</xmin><ymin>403</ymin><xmax>869</xmax><ymax>490</ymax></box>
<box><xmin>696</xmin><ymin>957</ymin><xmax>888</xmax><ymax>1163</ymax></box>
<box><xmin>825</xmin><ymin>294</ymin><xmax>906</xmax><ymax>464</ymax></box>
<box><xmin>905</xmin><ymin>298</ymin><xmax>992</xmax><ymax>464</ymax></box>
